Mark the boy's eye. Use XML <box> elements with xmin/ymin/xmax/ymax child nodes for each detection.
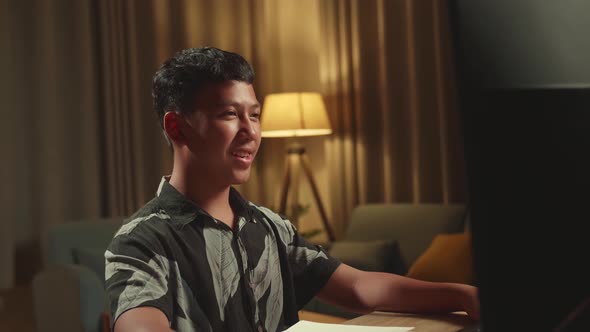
<box><xmin>222</xmin><ymin>110</ymin><xmax>237</xmax><ymax>117</ymax></box>
<box><xmin>250</xmin><ymin>113</ymin><xmax>261</xmax><ymax>119</ymax></box>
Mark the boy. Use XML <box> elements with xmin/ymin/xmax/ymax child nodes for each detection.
<box><xmin>105</xmin><ymin>47</ymin><xmax>479</xmax><ymax>332</ymax></box>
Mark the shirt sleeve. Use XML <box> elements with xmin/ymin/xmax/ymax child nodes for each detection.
<box><xmin>256</xmin><ymin>206</ymin><xmax>342</xmax><ymax>308</ymax></box>
<box><xmin>105</xmin><ymin>224</ymin><xmax>174</xmax><ymax>329</ymax></box>
<box><xmin>286</xmin><ymin>225</ymin><xmax>342</xmax><ymax>308</ymax></box>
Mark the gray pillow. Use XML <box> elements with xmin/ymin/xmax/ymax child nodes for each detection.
<box><xmin>328</xmin><ymin>240</ymin><xmax>406</xmax><ymax>274</ymax></box>
<box><xmin>73</xmin><ymin>247</ymin><xmax>106</xmax><ymax>285</ymax></box>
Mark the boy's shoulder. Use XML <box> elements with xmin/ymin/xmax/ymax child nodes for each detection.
<box><xmin>106</xmin><ymin>198</ymin><xmax>177</xmax><ymax>271</ymax></box>
<box><xmin>248</xmin><ymin>202</ymin><xmax>297</xmax><ymax>240</ymax></box>
<box><xmin>113</xmin><ymin>197</ymin><xmax>171</xmax><ymax>239</ymax></box>
<box><xmin>126</xmin><ymin>197</ymin><xmax>164</xmax><ymax>220</ymax></box>
<box><xmin>248</xmin><ymin>202</ymin><xmax>288</xmax><ymax>223</ymax></box>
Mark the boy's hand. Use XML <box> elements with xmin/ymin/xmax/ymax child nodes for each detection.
<box><xmin>460</xmin><ymin>284</ymin><xmax>480</xmax><ymax>320</ymax></box>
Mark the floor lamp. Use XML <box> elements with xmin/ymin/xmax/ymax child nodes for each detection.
<box><xmin>260</xmin><ymin>92</ymin><xmax>336</xmax><ymax>242</ymax></box>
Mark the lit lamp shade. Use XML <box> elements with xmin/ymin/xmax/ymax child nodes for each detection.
<box><xmin>261</xmin><ymin>92</ymin><xmax>332</xmax><ymax>137</ymax></box>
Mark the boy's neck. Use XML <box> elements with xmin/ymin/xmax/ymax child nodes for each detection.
<box><xmin>169</xmin><ymin>171</ymin><xmax>235</xmax><ymax>229</ymax></box>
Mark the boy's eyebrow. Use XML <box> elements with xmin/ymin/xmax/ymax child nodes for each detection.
<box><xmin>217</xmin><ymin>100</ymin><xmax>261</xmax><ymax>109</ymax></box>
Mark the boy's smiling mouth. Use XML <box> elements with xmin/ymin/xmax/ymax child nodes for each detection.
<box><xmin>231</xmin><ymin>149</ymin><xmax>256</xmax><ymax>166</ymax></box>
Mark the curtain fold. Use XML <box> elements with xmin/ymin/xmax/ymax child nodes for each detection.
<box><xmin>97</xmin><ymin>0</ymin><xmax>165</xmax><ymax>217</ymax></box>
<box><xmin>95</xmin><ymin>0</ymin><xmax>278</xmax><ymax>216</ymax></box>
<box><xmin>319</xmin><ymin>0</ymin><xmax>467</xmax><ymax>235</ymax></box>
<box><xmin>95</xmin><ymin>0</ymin><xmax>327</xmax><ymax>216</ymax></box>
<box><xmin>3</xmin><ymin>0</ymin><xmax>103</xmax><ymax>282</ymax></box>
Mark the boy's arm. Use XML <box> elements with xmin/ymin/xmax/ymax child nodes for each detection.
<box><xmin>316</xmin><ymin>264</ymin><xmax>480</xmax><ymax>319</ymax></box>
<box><xmin>105</xmin><ymin>223</ymin><xmax>175</xmax><ymax>331</ymax></box>
<box><xmin>114</xmin><ymin>307</ymin><xmax>174</xmax><ymax>332</ymax></box>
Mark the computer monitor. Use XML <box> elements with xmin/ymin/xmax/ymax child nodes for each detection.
<box><xmin>448</xmin><ymin>1</ymin><xmax>590</xmax><ymax>331</ymax></box>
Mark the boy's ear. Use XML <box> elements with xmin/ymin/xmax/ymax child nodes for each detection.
<box><xmin>163</xmin><ymin>111</ymin><xmax>187</xmax><ymax>144</ymax></box>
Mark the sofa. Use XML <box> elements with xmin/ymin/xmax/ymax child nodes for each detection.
<box><xmin>32</xmin><ymin>217</ymin><xmax>123</xmax><ymax>332</ymax></box>
<box><xmin>303</xmin><ymin>203</ymin><xmax>470</xmax><ymax>318</ymax></box>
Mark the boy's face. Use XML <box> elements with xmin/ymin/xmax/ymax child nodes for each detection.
<box><xmin>184</xmin><ymin>80</ymin><xmax>261</xmax><ymax>187</ymax></box>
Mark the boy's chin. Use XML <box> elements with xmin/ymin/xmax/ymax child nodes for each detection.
<box><xmin>231</xmin><ymin>171</ymin><xmax>251</xmax><ymax>185</ymax></box>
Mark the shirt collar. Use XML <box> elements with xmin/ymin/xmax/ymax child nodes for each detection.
<box><xmin>156</xmin><ymin>176</ymin><xmax>255</xmax><ymax>226</ymax></box>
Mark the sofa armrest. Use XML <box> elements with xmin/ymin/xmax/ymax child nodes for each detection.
<box><xmin>33</xmin><ymin>264</ymin><xmax>106</xmax><ymax>332</ymax></box>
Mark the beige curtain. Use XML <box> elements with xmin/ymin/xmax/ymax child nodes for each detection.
<box><xmin>3</xmin><ymin>0</ymin><xmax>325</xmax><ymax>283</ymax></box>
<box><xmin>2</xmin><ymin>0</ymin><xmax>103</xmax><ymax>283</ymax></box>
<box><xmin>96</xmin><ymin>0</ymin><xmax>173</xmax><ymax>217</ymax></box>
<box><xmin>95</xmin><ymin>0</ymin><xmax>327</xmax><ymax>217</ymax></box>
<box><xmin>319</xmin><ymin>0</ymin><xmax>467</xmax><ymax>235</ymax></box>
<box><xmin>1</xmin><ymin>0</ymin><xmax>16</xmax><ymax>289</ymax></box>
<box><xmin>96</xmin><ymin>0</ymin><xmax>259</xmax><ymax>216</ymax></box>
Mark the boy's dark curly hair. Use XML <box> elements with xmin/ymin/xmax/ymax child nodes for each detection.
<box><xmin>152</xmin><ymin>47</ymin><xmax>255</xmax><ymax>128</ymax></box>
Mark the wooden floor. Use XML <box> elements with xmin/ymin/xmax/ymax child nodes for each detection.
<box><xmin>0</xmin><ymin>284</ymin><xmax>35</xmax><ymax>332</ymax></box>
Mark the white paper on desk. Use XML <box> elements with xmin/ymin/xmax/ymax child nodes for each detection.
<box><xmin>284</xmin><ymin>320</ymin><xmax>413</xmax><ymax>332</ymax></box>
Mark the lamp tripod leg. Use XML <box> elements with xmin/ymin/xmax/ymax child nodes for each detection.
<box><xmin>299</xmin><ymin>153</ymin><xmax>336</xmax><ymax>242</ymax></box>
<box><xmin>279</xmin><ymin>154</ymin><xmax>291</xmax><ymax>215</ymax></box>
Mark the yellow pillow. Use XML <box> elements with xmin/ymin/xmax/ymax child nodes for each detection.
<box><xmin>406</xmin><ymin>233</ymin><xmax>473</xmax><ymax>285</ymax></box>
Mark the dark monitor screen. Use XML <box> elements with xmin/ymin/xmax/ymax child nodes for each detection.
<box><xmin>448</xmin><ymin>1</ymin><xmax>590</xmax><ymax>331</ymax></box>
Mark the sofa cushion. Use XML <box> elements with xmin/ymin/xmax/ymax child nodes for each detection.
<box><xmin>406</xmin><ymin>232</ymin><xmax>473</xmax><ymax>284</ymax></box>
<box><xmin>73</xmin><ymin>247</ymin><xmax>106</xmax><ymax>286</ymax></box>
<box><xmin>328</xmin><ymin>240</ymin><xmax>406</xmax><ymax>274</ymax></box>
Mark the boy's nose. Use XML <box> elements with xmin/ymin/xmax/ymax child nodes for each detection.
<box><xmin>241</xmin><ymin>118</ymin><xmax>258</xmax><ymax>137</ymax></box>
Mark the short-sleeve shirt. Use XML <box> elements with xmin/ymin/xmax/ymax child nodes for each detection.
<box><xmin>105</xmin><ymin>177</ymin><xmax>341</xmax><ymax>332</ymax></box>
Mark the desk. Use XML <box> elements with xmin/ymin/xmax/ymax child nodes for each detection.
<box><xmin>298</xmin><ymin>310</ymin><xmax>348</xmax><ymax>324</ymax></box>
<box><xmin>344</xmin><ymin>311</ymin><xmax>475</xmax><ymax>332</ymax></box>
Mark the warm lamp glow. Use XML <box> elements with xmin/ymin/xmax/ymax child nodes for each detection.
<box><xmin>261</xmin><ymin>92</ymin><xmax>332</xmax><ymax>137</ymax></box>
